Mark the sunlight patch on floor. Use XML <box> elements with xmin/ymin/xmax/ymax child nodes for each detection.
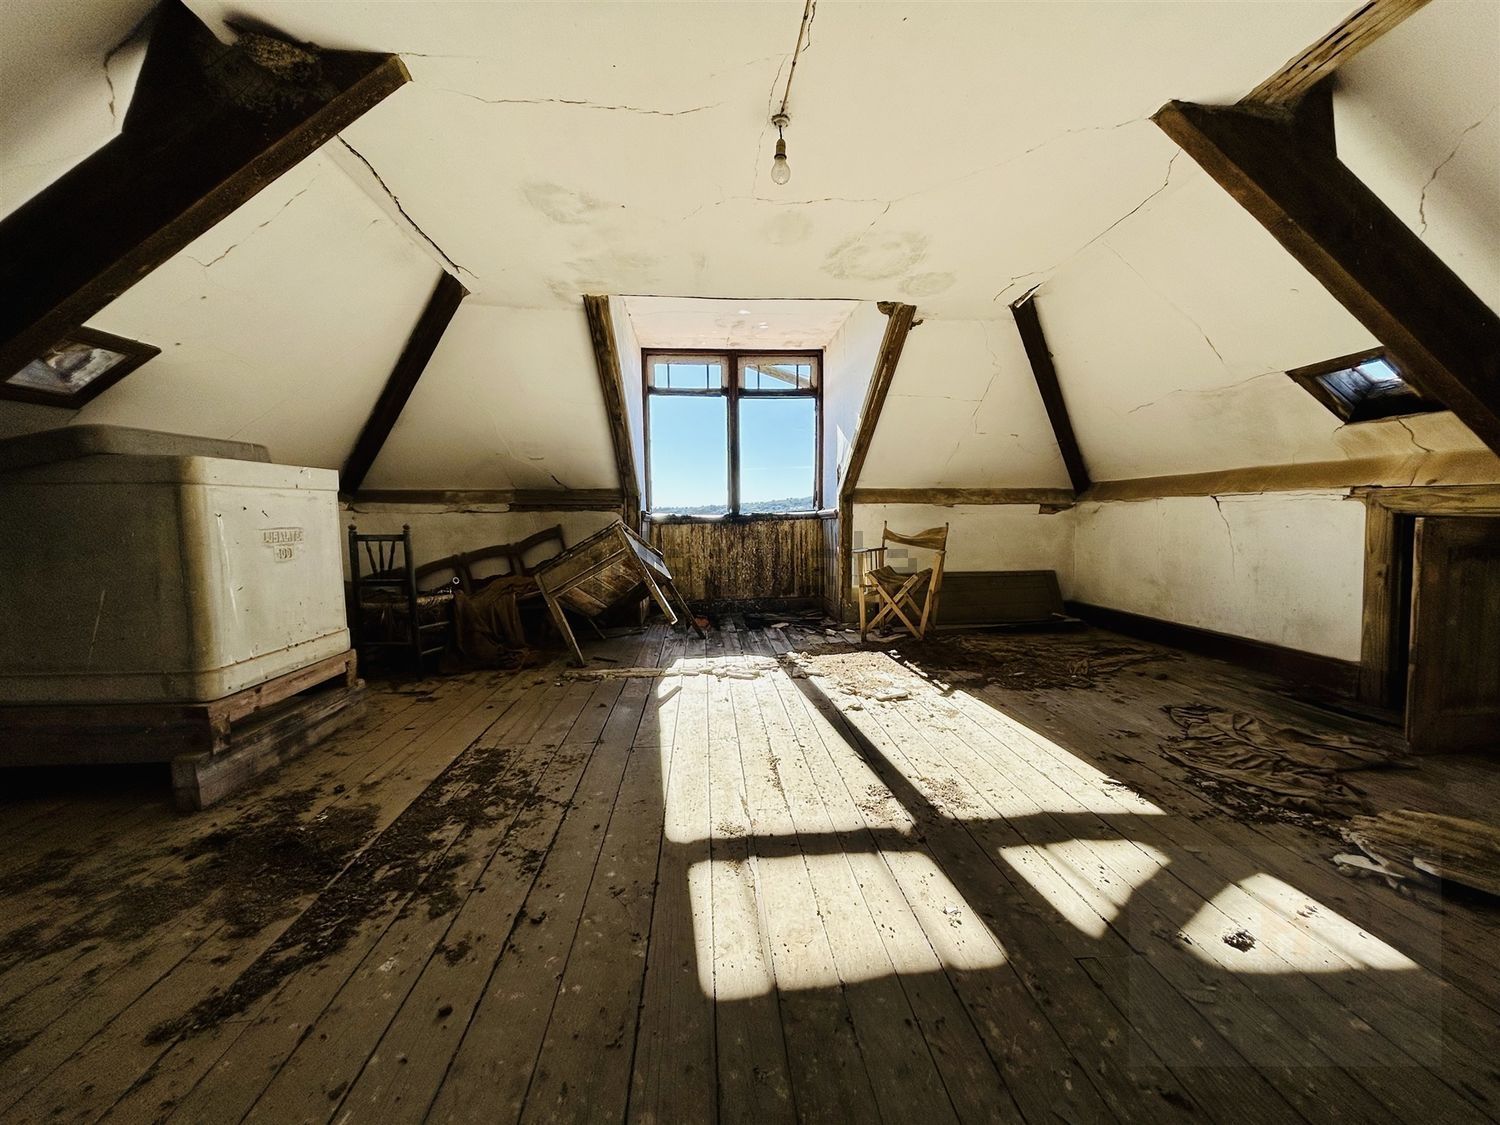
<box><xmin>690</xmin><ymin>852</ymin><xmax>1006</xmax><ymax>1000</ymax></box>
<box><xmin>1179</xmin><ymin>873</ymin><xmax>1420</xmax><ymax>974</ymax></box>
<box><xmin>999</xmin><ymin>839</ymin><xmax>1172</xmax><ymax>938</ymax></box>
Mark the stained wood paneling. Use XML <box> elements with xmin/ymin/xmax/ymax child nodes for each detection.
<box><xmin>649</xmin><ymin>518</ymin><xmax>826</xmax><ymax>602</ymax></box>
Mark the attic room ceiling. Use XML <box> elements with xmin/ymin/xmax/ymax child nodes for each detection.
<box><xmin>147</xmin><ymin>0</ymin><xmax>1343</xmax><ymax>320</ymax></box>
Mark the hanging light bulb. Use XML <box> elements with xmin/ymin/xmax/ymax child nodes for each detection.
<box><xmin>770</xmin><ymin>112</ymin><xmax>791</xmax><ymax>185</ymax></box>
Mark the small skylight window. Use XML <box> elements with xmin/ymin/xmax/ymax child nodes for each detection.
<box><xmin>1285</xmin><ymin>348</ymin><xmax>1444</xmax><ymax>424</ymax></box>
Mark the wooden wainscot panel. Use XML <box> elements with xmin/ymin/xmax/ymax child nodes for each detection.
<box><xmin>649</xmin><ymin>517</ymin><xmax>827</xmax><ymax>602</ymax></box>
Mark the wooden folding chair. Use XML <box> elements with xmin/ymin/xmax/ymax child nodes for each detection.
<box><xmin>856</xmin><ymin>522</ymin><xmax>948</xmax><ymax>641</ymax></box>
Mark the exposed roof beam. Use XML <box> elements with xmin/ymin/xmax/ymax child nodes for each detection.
<box><xmin>1011</xmin><ymin>293</ymin><xmax>1091</xmax><ymax>496</ymax></box>
<box><xmin>835</xmin><ymin>301</ymin><xmax>917</xmax><ymax>620</ymax></box>
<box><xmin>1154</xmin><ymin>95</ymin><xmax>1500</xmax><ymax>456</ymax></box>
<box><xmin>1243</xmin><ymin>0</ymin><xmax>1433</xmax><ymax>106</ymax></box>
<box><xmin>341</xmin><ymin>272</ymin><xmax>468</xmax><ymax>493</ymax></box>
<box><xmin>582</xmin><ymin>295</ymin><xmax>642</xmax><ymax>527</ymax></box>
<box><xmin>0</xmin><ymin>0</ymin><xmax>409</xmax><ymax>376</ymax></box>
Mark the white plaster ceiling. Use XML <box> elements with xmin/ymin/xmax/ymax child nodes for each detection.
<box><xmin>174</xmin><ymin>0</ymin><xmax>1342</xmax><ymax>320</ymax></box>
<box><xmin>621</xmin><ymin>296</ymin><xmax>857</xmax><ymax>351</ymax></box>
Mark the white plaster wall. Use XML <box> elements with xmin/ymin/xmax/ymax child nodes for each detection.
<box><xmin>362</xmin><ymin>304</ymin><xmax>620</xmax><ymax>491</ymax></box>
<box><xmin>0</xmin><ymin>150</ymin><xmax>442</xmax><ymax>469</ymax></box>
<box><xmin>861</xmin><ymin>318</ymin><xmax>1071</xmax><ymax>489</ymax></box>
<box><xmin>852</xmin><ymin>503</ymin><xmax>1076</xmax><ymax>593</ymax></box>
<box><xmin>1337</xmin><ymin>0</ymin><xmax>1500</xmax><ymax>314</ymax></box>
<box><xmin>1070</xmin><ymin>492</ymin><xmax>1366</xmax><ymax>661</ymax></box>
<box><xmin>339</xmin><ymin>503</ymin><xmax>618</xmax><ymax>577</ymax></box>
<box><xmin>822</xmin><ymin>301</ymin><xmax>884</xmax><ymax>503</ymax></box>
<box><xmin>0</xmin><ymin>0</ymin><xmax>150</xmax><ymax>217</ymax></box>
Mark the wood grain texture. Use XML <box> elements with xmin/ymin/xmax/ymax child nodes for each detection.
<box><xmin>1154</xmin><ymin>96</ymin><xmax>1500</xmax><ymax>456</ymax></box>
<box><xmin>1087</xmin><ymin>452</ymin><xmax>1500</xmax><ymax>502</ymax></box>
<box><xmin>1010</xmin><ymin>293</ymin><xmax>1090</xmax><ymax>495</ymax></box>
<box><xmin>5</xmin><ymin>627</ymin><xmax>1500</xmax><ymax>1121</ymax></box>
<box><xmin>650</xmin><ymin>516</ymin><xmax>826</xmax><ymax>601</ymax></box>
<box><xmin>837</xmin><ymin>303</ymin><xmax>917</xmax><ymax>621</ymax></box>
<box><xmin>583</xmin><ymin>295</ymin><xmax>642</xmax><ymax>525</ymax></box>
<box><xmin>0</xmin><ymin>1</ymin><xmax>410</xmax><ymax>375</ymax></box>
<box><xmin>342</xmin><ymin>273</ymin><xmax>469</xmax><ymax>493</ymax></box>
<box><xmin>852</xmin><ymin>487</ymin><xmax>1075</xmax><ymax>507</ymax></box>
<box><xmin>349</xmin><ymin>488</ymin><xmax>624</xmax><ymax>510</ymax></box>
<box><xmin>1244</xmin><ymin>0</ymin><xmax>1434</xmax><ymax>106</ymax></box>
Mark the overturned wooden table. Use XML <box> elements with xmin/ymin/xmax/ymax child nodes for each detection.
<box><xmin>533</xmin><ymin>520</ymin><xmax>703</xmax><ymax>664</ymax></box>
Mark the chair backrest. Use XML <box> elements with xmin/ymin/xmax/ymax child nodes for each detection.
<box><xmin>883</xmin><ymin>523</ymin><xmax>948</xmax><ymax>554</ymax></box>
<box><xmin>412</xmin><ymin>524</ymin><xmax>569</xmax><ymax>593</ymax></box>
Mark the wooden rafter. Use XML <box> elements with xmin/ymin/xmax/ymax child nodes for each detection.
<box><xmin>0</xmin><ymin>1</ymin><xmax>409</xmax><ymax>376</ymax></box>
<box><xmin>835</xmin><ymin>302</ymin><xmax>917</xmax><ymax>620</ymax></box>
<box><xmin>1154</xmin><ymin>96</ymin><xmax>1500</xmax><ymax>456</ymax></box>
<box><xmin>582</xmin><ymin>295</ymin><xmax>642</xmax><ymax>527</ymax></box>
<box><xmin>851</xmin><ymin>487</ymin><xmax>1074</xmax><ymax>507</ymax></box>
<box><xmin>341</xmin><ymin>272</ymin><xmax>468</xmax><ymax>493</ymax></box>
<box><xmin>1011</xmin><ymin>293</ymin><xmax>1090</xmax><ymax>496</ymax></box>
<box><xmin>1244</xmin><ymin>0</ymin><xmax>1433</xmax><ymax>106</ymax></box>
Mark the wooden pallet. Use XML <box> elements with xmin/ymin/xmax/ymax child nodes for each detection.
<box><xmin>0</xmin><ymin>650</ymin><xmax>365</xmax><ymax>811</ymax></box>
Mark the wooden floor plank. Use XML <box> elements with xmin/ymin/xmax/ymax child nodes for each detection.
<box><xmin>628</xmin><ymin>636</ymin><xmax>717</xmax><ymax>1125</ymax></box>
<box><xmin>124</xmin><ymin>679</ymin><xmax>574</xmax><ymax>1124</ymax></box>
<box><xmin>7</xmin><ymin>624</ymin><xmax>1500</xmax><ymax>1125</ymax></box>
<box><xmin>727</xmin><ymin>646</ymin><xmax>884</xmax><ymax>1125</ymax></box>
<box><xmin>1</xmin><ymin>675</ymin><xmax>510</xmax><ymax>1119</ymax></box>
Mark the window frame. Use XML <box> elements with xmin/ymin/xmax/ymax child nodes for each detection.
<box><xmin>643</xmin><ymin>348</ymin><xmax>824</xmax><ymax>519</ymax></box>
<box><xmin>1285</xmin><ymin>347</ymin><xmax>1445</xmax><ymax>424</ymax></box>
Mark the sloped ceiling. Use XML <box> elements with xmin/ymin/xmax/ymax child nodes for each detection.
<box><xmin>1</xmin><ymin>1</ymin><xmax>1494</xmax><ymax>489</ymax></box>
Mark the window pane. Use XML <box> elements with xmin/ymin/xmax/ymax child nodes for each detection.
<box><xmin>739</xmin><ymin>397</ymin><xmax>815</xmax><ymax>513</ymax></box>
<box><xmin>649</xmin><ymin>395</ymin><xmax>728</xmax><ymax>514</ymax></box>
<box><xmin>740</xmin><ymin>358</ymin><xmax>815</xmax><ymax>392</ymax></box>
<box><xmin>650</xmin><ymin>358</ymin><xmax>723</xmax><ymax>390</ymax></box>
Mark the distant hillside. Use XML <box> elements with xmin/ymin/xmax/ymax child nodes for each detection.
<box><xmin>657</xmin><ymin>496</ymin><xmax>815</xmax><ymax>516</ymax></box>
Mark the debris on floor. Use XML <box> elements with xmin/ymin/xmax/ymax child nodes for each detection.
<box><xmin>885</xmin><ymin>632</ymin><xmax>1172</xmax><ymax>692</ymax></box>
<box><xmin>1341</xmin><ymin>809</ymin><xmax>1500</xmax><ymax>898</ymax></box>
<box><xmin>1158</xmin><ymin>703</ymin><xmax>1401</xmax><ymax>826</ymax></box>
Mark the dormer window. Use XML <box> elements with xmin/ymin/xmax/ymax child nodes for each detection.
<box><xmin>1286</xmin><ymin>348</ymin><xmax>1444</xmax><ymax>424</ymax></box>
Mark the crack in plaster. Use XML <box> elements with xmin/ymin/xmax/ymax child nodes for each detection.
<box><xmin>187</xmin><ymin>183</ymin><xmax>314</xmax><ymax>269</ymax></box>
<box><xmin>1105</xmin><ymin>241</ymin><xmax>1230</xmax><ymax>375</ymax></box>
<box><xmin>427</xmin><ymin>85</ymin><xmax>723</xmax><ymax>117</ymax></box>
<box><xmin>1124</xmin><ymin>370</ymin><xmax>1279</xmax><ymax>416</ymax></box>
<box><xmin>1417</xmin><ymin>102</ymin><xmax>1498</xmax><ymax>236</ymax></box>
<box><xmin>337</xmin><ymin>138</ymin><xmax>472</xmax><ymax>278</ymax></box>
<box><xmin>101</xmin><ymin>10</ymin><xmax>153</xmax><ymax>128</ymax></box>
<box><xmin>991</xmin><ymin>149</ymin><xmax>1182</xmax><ymax>306</ymax></box>
<box><xmin>1394</xmin><ymin>416</ymin><xmax>1433</xmax><ymax>457</ymax></box>
<box><xmin>1210</xmin><ymin>495</ymin><xmax>1237</xmax><ymax>578</ymax></box>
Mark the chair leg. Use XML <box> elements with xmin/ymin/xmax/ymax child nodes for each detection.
<box><xmin>858</xmin><ymin>588</ymin><xmax>868</xmax><ymax>641</ymax></box>
<box><xmin>544</xmin><ymin>592</ymin><xmax>586</xmax><ymax>667</ymax></box>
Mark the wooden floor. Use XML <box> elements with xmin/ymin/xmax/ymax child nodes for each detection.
<box><xmin>2</xmin><ymin>624</ymin><xmax>1499</xmax><ymax>1124</ymax></box>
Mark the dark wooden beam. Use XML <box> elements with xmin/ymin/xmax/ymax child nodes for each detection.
<box><xmin>582</xmin><ymin>295</ymin><xmax>642</xmax><ymax>527</ymax></box>
<box><xmin>348</xmin><ymin>488</ymin><xmax>624</xmax><ymax>511</ymax></box>
<box><xmin>341</xmin><ymin>272</ymin><xmax>468</xmax><ymax>492</ymax></box>
<box><xmin>1244</xmin><ymin>0</ymin><xmax>1432</xmax><ymax>106</ymax></box>
<box><xmin>836</xmin><ymin>302</ymin><xmax>917</xmax><ymax>620</ymax></box>
<box><xmin>0</xmin><ymin>1</ymin><xmax>409</xmax><ymax>376</ymax></box>
<box><xmin>851</xmin><ymin>487</ymin><xmax>1075</xmax><ymax>507</ymax></box>
<box><xmin>1154</xmin><ymin>98</ymin><xmax>1500</xmax><ymax>456</ymax></box>
<box><xmin>1011</xmin><ymin>293</ymin><xmax>1090</xmax><ymax>496</ymax></box>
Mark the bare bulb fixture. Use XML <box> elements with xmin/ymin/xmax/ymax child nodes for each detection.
<box><xmin>771</xmin><ymin>112</ymin><xmax>791</xmax><ymax>185</ymax></box>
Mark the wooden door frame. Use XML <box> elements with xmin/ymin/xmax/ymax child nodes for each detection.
<box><xmin>1356</xmin><ymin>484</ymin><xmax>1500</xmax><ymax>708</ymax></box>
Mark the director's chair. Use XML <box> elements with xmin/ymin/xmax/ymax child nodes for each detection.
<box><xmin>855</xmin><ymin>522</ymin><xmax>948</xmax><ymax>641</ymax></box>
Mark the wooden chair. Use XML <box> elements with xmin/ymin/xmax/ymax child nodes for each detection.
<box><xmin>856</xmin><ymin>523</ymin><xmax>949</xmax><ymax>641</ymax></box>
